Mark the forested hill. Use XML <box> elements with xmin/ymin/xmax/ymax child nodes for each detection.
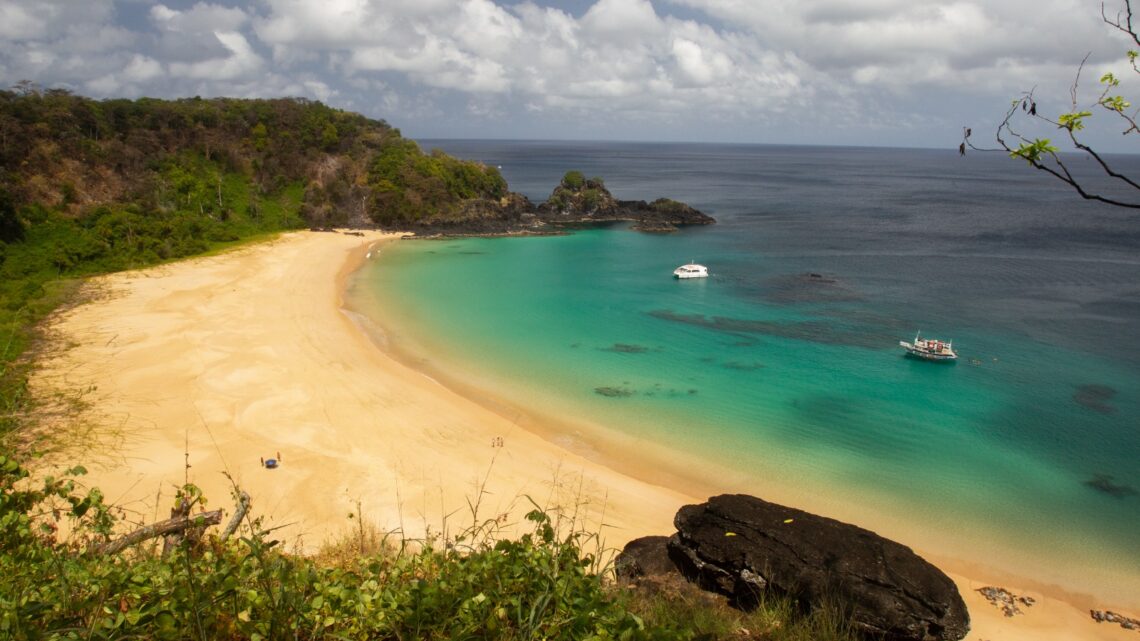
<box><xmin>0</xmin><ymin>90</ymin><xmax>508</xmax><ymax>240</ymax></box>
<box><xmin>0</xmin><ymin>91</ymin><xmax>510</xmax><ymax>437</ymax></box>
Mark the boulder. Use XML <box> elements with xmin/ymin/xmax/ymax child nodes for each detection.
<box><xmin>666</xmin><ymin>494</ymin><xmax>969</xmax><ymax>641</ymax></box>
<box><xmin>614</xmin><ymin>535</ymin><xmax>676</xmax><ymax>580</ymax></box>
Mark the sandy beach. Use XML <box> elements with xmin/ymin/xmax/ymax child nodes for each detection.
<box><xmin>31</xmin><ymin>231</ymin><xmax>1138</xmax><ymax>641</ymax></box>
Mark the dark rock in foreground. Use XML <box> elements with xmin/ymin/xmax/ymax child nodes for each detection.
<box><xmin>618</xmin><ymin>494</ymin><xmax>970</xmax><ymax>641</ymax></box>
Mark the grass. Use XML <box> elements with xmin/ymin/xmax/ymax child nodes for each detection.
<box><xmin>0</xmin><ymin>447</ymin><xmax>862</xmax><ymax>641</ymax></box>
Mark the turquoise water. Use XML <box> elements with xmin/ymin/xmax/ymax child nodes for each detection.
<box><xmin>349</xmin><ymin>143</ymin><xmax>1140</xmax><ymax>605</ymax></box>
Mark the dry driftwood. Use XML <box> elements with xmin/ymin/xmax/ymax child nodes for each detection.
<box><xmin>221</xmin><ymin>491</ymin><xmax>251</xmax><ymax>542</ymax></box>
<box><xmin>96</xmin><ymin>509</ymin><xmax>223</xmax><ymax>556</ymax></box>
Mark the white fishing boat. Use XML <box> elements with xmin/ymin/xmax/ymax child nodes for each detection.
<box><xmin>899</xmin><ymin>332</ymin><xmax>957</xmax><ymax>362</ymax></box>
<box><xmin>673</xmin><ymin>262</ymin><xmax>708</xmax><ymax>279</ymax></box>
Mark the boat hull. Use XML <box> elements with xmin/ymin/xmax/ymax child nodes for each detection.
<box><xmin>902</xmin><ymin>349</ymin><xmax>958</xmax><ymax>363</ymax></box>
<box><xmin>674</xmin><ymin>263</ymin><xmax>709</xmax><ymax>279</ymax></box>
<box><xmin>899</xmin><ymin>341</ymin><xmax>958</xmax><ymax>363</ymax></box>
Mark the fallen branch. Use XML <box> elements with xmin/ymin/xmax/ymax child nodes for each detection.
<box><xmin>220</xmin><ymin>491</ymin><xmax>250</xmax><ymax>542</ymax></box>
<box><xmin>96</xmin><ymin>509</ymin><xmax>223</xmax><ymax>555</ymax></box>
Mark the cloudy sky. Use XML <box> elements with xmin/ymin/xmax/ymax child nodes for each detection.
<box><xmin>2</xmin><ymin>0</ymin><xmax>1138</xmax><ymax>150</ymax></box>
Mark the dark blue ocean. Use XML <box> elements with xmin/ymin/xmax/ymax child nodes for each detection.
<box><xmin>350</xmin><ymin>141</ymin><xmax>1140</xmax><ymax>606</ymax></box>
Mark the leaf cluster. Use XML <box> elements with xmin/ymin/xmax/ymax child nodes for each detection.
<box><xmin>963</xmin><ymin>1</ymin><xmax>1140</xmax><ymax>208</ymax></box>
<box><xmin>366</xmin><ymin>141</ymin><xmax>507</xmax><ymax>225</ymax></box>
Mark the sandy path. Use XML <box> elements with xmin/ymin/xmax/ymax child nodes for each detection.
<box><xmin>31</xmin><ymin>230</ymin><xmax>1137</xmax><ymax>641</ymax></box>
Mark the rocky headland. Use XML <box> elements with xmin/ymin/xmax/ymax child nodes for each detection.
<box><xmin>407</xmin><ymin>170</ymin><xmax>714</xmax><ymax>236</ymax></box>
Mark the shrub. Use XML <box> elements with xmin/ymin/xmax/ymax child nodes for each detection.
<box><xmin>562</xmin><ymin>171</ymin><xmax>586</xmax><ymax>190</ymax></box>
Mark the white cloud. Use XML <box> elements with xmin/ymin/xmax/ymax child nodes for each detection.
<box><xmin>0</xmin><ymin>2</ymin><xmax>51</xmax><ymax>41</ymax></box>
<box><xmin>0</xmin><ymin>0</ymin><xmax>1136</xmax><ymax>147</ymax></box>
<box><xmin>580</xmin><ymin>0</ymin><xmax>663</xmax><ymax>41</ymax></box>
<box><xmin>150</xmin><ymin>3</ymin><xmax>249</xmax><ymax>34</ymax></box>
<box><xmin>123</xmin><ymin>54</ymin><xmax>165</xmax><ymax>83</ymax></box>
<box><xmin>169</xmin><ymin>30</ymin><xmax>264</xmax><ymax>80</ymax></box>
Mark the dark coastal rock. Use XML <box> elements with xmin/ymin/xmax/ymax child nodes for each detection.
<box><xmin>975</xmin><ymin>586</ymin><xmax>1035</xmax><ymax>617</ymax></box>
<box><xmin>665</xmin><ymin>494</ymin><xmax>970</xmax><ymax>641</ymax></box>
<box><xmin>534</xmin><ymin>173</ymin><xmax>714</xmax><ymax>231</ymax></box>
<box><xmin>615</xmin><ymin>535</ymin><xmax>677</xmax><ymax>580</ymax></box>
<box><xmin>408</xmin><ymin>193</ymin><xmax>548</xmax><ymax>236</ymax></box>
<box><xmin>394</xmin><ymin>170</ymin><xmax>711</xmax><ymax>236</ymax></box>
<box><xmin>615</xmin><ymin>536</ymin><xmax>729</xmax><ymax>609</ymax></box>
<box><xmin>1091</xmin><ymin>609</ymin><xmax>1140</xmax><ymax>631</ymax></box>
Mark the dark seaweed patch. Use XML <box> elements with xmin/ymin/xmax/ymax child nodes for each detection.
<box><xmin>723</xmin><ymin>361</ymin><xmax>765</xmax><ymax>371</ymax></box>
<box><xmin>594</xmin><ymin>386</ymin><xmax>635</xmax><ymax>398</ymax></box>
<box><xmin>763</xmin><ymin>272</ymin><xmax>862</xmax><ymax>304</ymax></box>
<box><xmin>648</xmin><ymin>309</ymin><xmax>886</xmax><ymax>348</ymax></box>
<box><xmin>1073</xmin><ymin>384</ymin><xmax>1117</xmax><ymax>414</ymax></box>
<box><xmin>600</xmin><ymin>343</ymin><xmax>650</xmax><ymax>354</ymax></box>
<box><xmin>1084</xmin><ymin>474</ymin><xmax>1138</xmax><ymax>499</ymax></box>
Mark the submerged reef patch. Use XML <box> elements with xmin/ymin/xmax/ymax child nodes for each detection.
<box><xmin>594</xmin><ymin>386</ymin><xmax>635</xmax><ymax>398</ymax></box>
<box><xmin>763</xmin><ymin>271</ymin><xmax>862</xmax><ymax>304</ymax></box>
<box><xmin>648</xmin><ymin>309</ymin><xmax>885</xmax><ymax>348</ymax></box>
<box><xmin>722</xmin><ymin>360</ymin><xmax>764</xmax><ymax>371</ymax></box>
<box><xmin>1084</xmin><ymin>474</ymin><xmax>1138</xmax><ymax>499</ymax></box>
<box><xmin>600</xmin><ymin>343</ymin><xmax>651</xmax><ymax>354</ymax></box>
<box><xmin>1072</xmin><ymin>384</ymin><xmax>1117</xmax><ymax>414</ymax></box>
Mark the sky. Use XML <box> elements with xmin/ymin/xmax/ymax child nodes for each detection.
<box><xmin>1</xmin><ymin>0</ymin><xmax>1139</xmax><ymax>151</ymax></box>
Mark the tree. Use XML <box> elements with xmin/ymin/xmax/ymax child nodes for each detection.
<box><xmin>0</xmin><ymin>188</ymin><xmax>23</xmax><ymax>243</ymax></box>
<box><xmin>963</xmin><ymin>1</ymin><xmax>1140</xmax><ymax>208</ymax></box>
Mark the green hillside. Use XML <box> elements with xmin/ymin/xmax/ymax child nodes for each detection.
<box><xmin>0</xmin><ymin>90</ymin><xmax>505</xmax><ymax>439</ymax></box>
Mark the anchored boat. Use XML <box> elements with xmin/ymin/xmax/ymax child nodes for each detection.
<box><xmin>900</xmin><ymin>332</ymin><xmax>958</xmax><ymax>362</ymax></box>
<box><xmin>673</xmin><ymin>262</ymin><xmax>708</xmax><ymax>279</ymax></box>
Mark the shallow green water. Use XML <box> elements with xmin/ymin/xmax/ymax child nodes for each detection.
<box><xmin>347</xmin><ymin>143</ymin><xmax>1140</xmax><ymax>605</ymax></box>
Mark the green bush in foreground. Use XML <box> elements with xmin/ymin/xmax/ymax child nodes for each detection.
<box><xmin>0</xmin><ymin>454</ymin><xmax>651</xmax><ymax>640</ymax></box>
<box><xmin>0</xmin><ymin>452</ymin><xmax>860</xmax><ymax>641</ymax></box>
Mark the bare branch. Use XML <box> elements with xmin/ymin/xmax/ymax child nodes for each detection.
<box><xmin>220</xmin><ymin>491</ymin><xmax>250</xmax><ymax>542</ymax></box>
<box><xmin>95</xmin><ymin>509</ymin><xmax>223</xmax><ymax>555</ymax></box>
<box><xmin>1103</xmin><ymin>1</ymin><xmax>1140</xmax><ymax>47</ymax></box>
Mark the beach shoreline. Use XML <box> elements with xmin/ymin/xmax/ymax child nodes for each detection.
<box><xmin>31</xmin><ymin>230</ymin><xmax>1138</xmax><ymax>641</ymax></box>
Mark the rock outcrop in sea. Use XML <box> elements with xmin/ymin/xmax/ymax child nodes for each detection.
<box><xmin>408</xmin><ymin>170</ymin><xmax>714</xmax><ymax>236</ymax></box>
<box><xmin>617</xmin><ymin>494</ymin><xmax>970</xmax><ymax>641</ymax></box>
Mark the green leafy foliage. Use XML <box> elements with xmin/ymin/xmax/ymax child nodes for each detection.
<box><xmin>1010</xmin><ymin>138</ymin><xmax>1058</xmax><ymax>163</ymax></box>
<box><xmin>366</xmin><ymin>141</ymin><xmax>507</xmax><ymax>224</ymax></box>
<box><xmin>0</xmin><ymin>460</ymin><xmax>672</xmax><ymax>641</ymax></box>
<box><xmin>0</xmin><ymin>451</ymin><xmax>863</xmax><ymax>640</ymax></box>
<box><xmin>562</xmin><ymin>171</ymin><xmax>586</xmax><ymax>190</ymax></box>
<box><xmin>1056</xmin><ymin>111</ymin><xmax>1093</xmax><ymax>131</ymax></box>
